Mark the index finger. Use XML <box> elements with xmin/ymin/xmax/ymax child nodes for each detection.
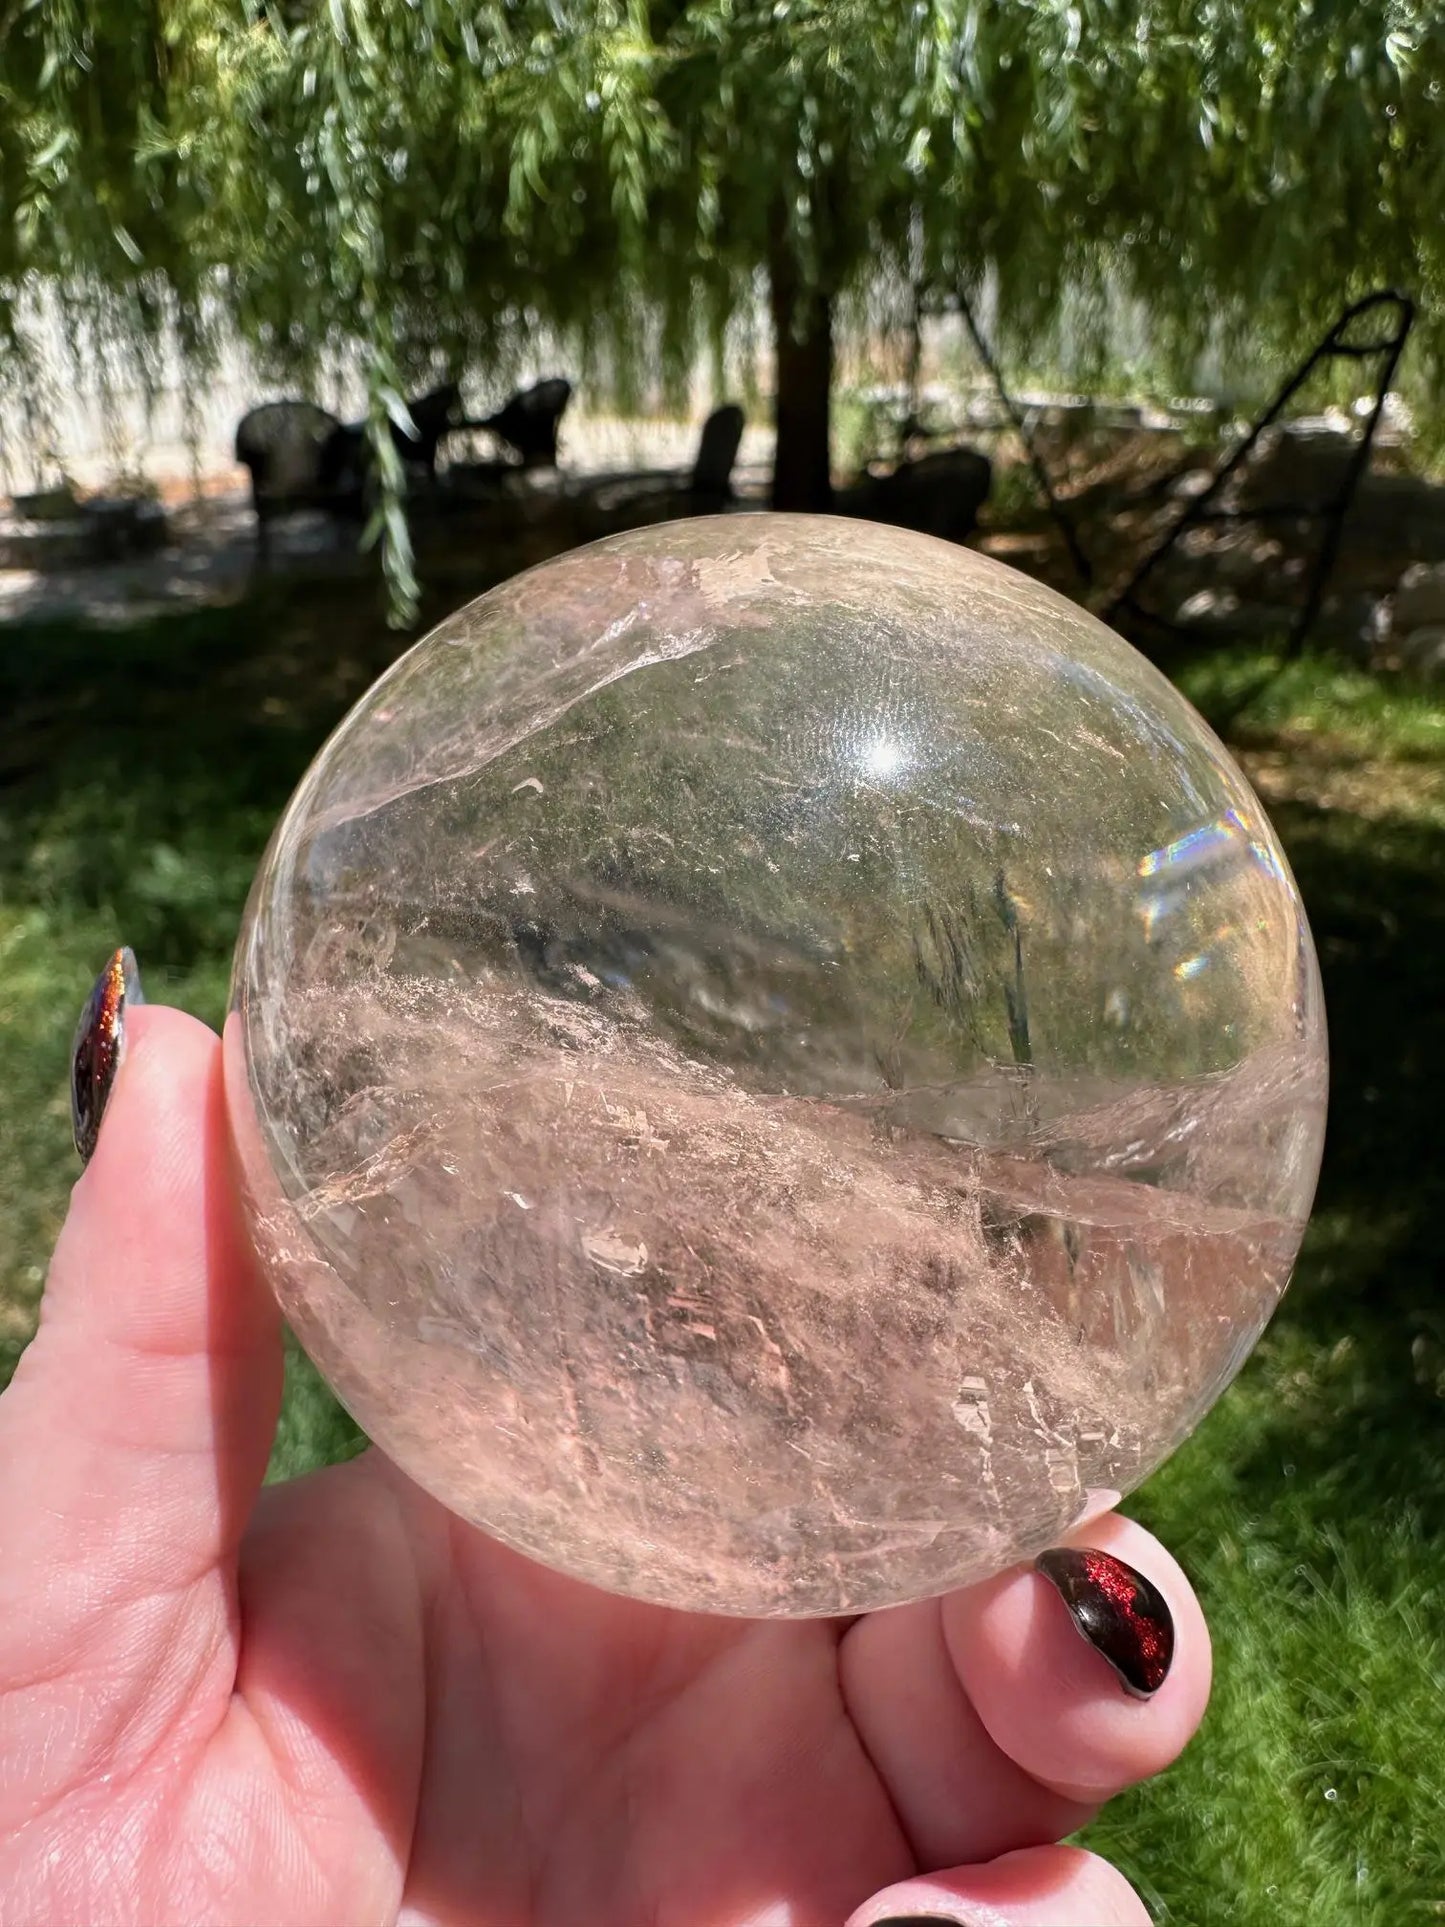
<box><xmin>0</xmin><ymin>980</ymin><xmax>282</xmax><ymax>1825</ymax></box>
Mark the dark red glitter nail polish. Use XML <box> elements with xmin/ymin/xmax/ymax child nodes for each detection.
<box><xmin>1035</xmin><ymin>1546</ymin><xmax>1175</xmax><ymax>1698</ymax></box>
<box><xmin>71</xmin><ymin>947</ymin><xmax>143</xmax><ymax>1166</ymax></box>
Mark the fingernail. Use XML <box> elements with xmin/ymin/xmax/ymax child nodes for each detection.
<box><xmin>72</xmin><ymin>947</ymin><xmax>144</xmax><ymax>1166</ymax></box>
<box><xmin>1034</xmin><ymin>1545</ymin><xmax>1175</xmax><ymax>1698</ymax></box>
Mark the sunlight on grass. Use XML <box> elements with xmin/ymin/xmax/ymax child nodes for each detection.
<box><xmin>1175</xmin><ymin>645</ymin><xmax>1445</xmax><ymax>762</ymax></box>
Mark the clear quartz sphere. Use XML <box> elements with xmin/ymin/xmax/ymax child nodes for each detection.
<box><xmin>225</xmin><ymin>515</ymin><xmax>1326</xmax><ymax>1616</ymax></box>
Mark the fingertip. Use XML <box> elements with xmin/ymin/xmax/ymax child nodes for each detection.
<box><xmin>59</xmin><ymin>1001</ymin><xmax>269</xmax><ymax>1356</ymax></box>
<box><xmin>848</xmin><ymin>1843</ymin><xmax>1152</xmax><ymax>1926</ymax></box>
<box><xmin>943</xmin><ymin>1514</ymin><xmax>1211</xmax><ymax>1803</ymax></box>
<box><xmin>86</xmin><ymin>998</ymin><xmax>222</xmax><ymax>1139</ymax></box>
<box><xmin>70</xmin><ymin>999</ymin><xmax>214</xmax><ymax>1208</ymax></box>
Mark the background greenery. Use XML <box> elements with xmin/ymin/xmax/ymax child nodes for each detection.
<box><xmin>4</xmin><ymin>0</ymin><xmax>1445</xmax><ymax>608</ymax></box>
<box><xmin>1</xmin><ymin>581</ymin><xmax>1442</xmax><ymax>1919</ymax></box>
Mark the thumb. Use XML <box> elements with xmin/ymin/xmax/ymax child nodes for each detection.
<box><xmin>0</xmin><ymin>960</ymin><xmax>282</xmax><ymax>1819</ymax></box>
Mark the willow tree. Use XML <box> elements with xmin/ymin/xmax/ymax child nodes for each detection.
<box><xmin>646</xmin><ymin>0</ymin><xmax>1445</xmax><ymax>503</ymax></box>
<box><xmin>2</xmin><ymin>0</ymin><xmax>1443</xmax><ymax>595</ymax></box>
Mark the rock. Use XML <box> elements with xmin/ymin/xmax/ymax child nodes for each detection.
<box><xmin>82</xmin><ymin>496</ymin><xmax>168</xmax><ymax>561</ymax></box>
<box><xmin>1397</xmin><ymin>625</ymin><xmax>1445</xmax><ymax>682</ymax></box>
<box><xmin>11</xmin><ymin>483</ymin><xmax>80</xmax><ymax>522</ymax></box>
<box><xmin>0</xmin><ymin>495</ymin><xmax>167</xmax><ymax>570</ymax></box>
<box><xmin>1230</xmin><ymin>420</ymin><xmax>1358</xmax><ymax>511</ymax></box>
<box><xmin>1314</xmin><ymin>592</ymin><xmax>1386</xmax><ymax>664</ymax></box>
<box><xmin>1345</xmin><ymin>475</ymin><xmax>1445</xmax><ymax>559</ymax></box>
<box><xmin>1391</xmin><ymin>562</ymin><xmax>1445</xmax><ymax>632</ymax></box>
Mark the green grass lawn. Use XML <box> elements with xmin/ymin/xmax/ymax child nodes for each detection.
<box><xmin>2</xmin><ymin>586</ymin><xmax>1443</xmax><ymax>1920</ymax></box>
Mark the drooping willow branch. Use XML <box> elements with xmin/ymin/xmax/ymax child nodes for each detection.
<box><xmin>1</xmin><ymin>1</ymin><xmax>1439</xmax><ymax>620</ymax></box>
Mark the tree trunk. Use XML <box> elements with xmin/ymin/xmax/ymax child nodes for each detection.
<box><xmin>768</xmin><ymin>250</ymin><xmax>834</xmax><ymax>512</ymax></box>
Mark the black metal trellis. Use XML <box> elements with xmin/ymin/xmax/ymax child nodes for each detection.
<box><xmin>953</xmin><ymin>285</ymin><xmax>1097</xmax><ymax>591</ymax></box>
<box><xmin>952</xmin><ymin>287</ymin><xmax>1416</xmax><ymax>657</ymax></box>
<box><xmin>1104</xmin><ymin>290</ymin><xmax>1415</xmax><ymax>654</ymax></box>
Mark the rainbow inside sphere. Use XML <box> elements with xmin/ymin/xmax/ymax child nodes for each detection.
<box><xmin>225</xmin><ymin>515</ymin><xmax>1326</xmax><ymax>1616</ymax></box>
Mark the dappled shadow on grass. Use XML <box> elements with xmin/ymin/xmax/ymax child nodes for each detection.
<box><xmin>1208</xmin><ymin>790</ymin><xmax>1445</xmax><ymax>1533</ymax></box>
<box><xmin>0</xmin><ymin>582</ymin><xmax>421</xmax><ymax>1385</ymax></box>
<box><xmin>1088</xmin><ymin>793</ymin><xmax>1445</xmax><ymax>1919</ymax></box>
<box><xmin>0</xmin><ymin>583</ymin><xmax>424</xmax><ymax>963</ymax></box>
<box><xmin>0</xmin><ymin>567</ymin><xmax>551</xmax><ymax>1384</ymax></box>
<box><xmin>1155</xmin><ymin>643</ymin><xmax>1445</xmax><ymax>1543</ymax></box>
<box><xmin>0</xmin><ymin>564</ymin><xmax>515</xmax><ymax>799</ymax></box>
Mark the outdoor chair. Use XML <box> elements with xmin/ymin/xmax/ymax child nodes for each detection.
<box><xmin>689</xmin><ymin>404</ymin><xmax>746</xmax><ymax>506</ymax></box>
<box><xmin>572</xmin><ymin>403</ymin><xmax>749</xmax><ymax>538</ymax></box>
<box><xmin>323</xmin><ymin>381</ymin><xmax>466</xmax><ymax>486</ymax></box>
<box><xmin>474</xmin><ymin>378</ymin><xmax>574</xmax><ymax>468</ymax></box>
<box><xmin>314</xmin><ymin>377</ymin><xmax>466</xmax><ymax>493</ymax></box>
<box><xmin>400</xmin><ymin>382</ymin><xmax>465</xmax><ymax>479</ymax></box>
<box><xmin>234</xmin><ymin>400</ymin><xmax>364</xmax><ymax>556</ymax></box>
<box><xmin>236</xmin><ymin>384</ymin><xmax>468</xmax><ymax>554</ymax></box>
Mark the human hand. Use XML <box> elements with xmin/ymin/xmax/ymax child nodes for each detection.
<box><xmin>0</xmin><ymin>979</ymin><xmax>1210</xmax><ymax>1925</ymax></box>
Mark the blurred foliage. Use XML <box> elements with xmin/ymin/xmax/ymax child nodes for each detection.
<box><xmin>2</xmin><ymin>2</ymin><xmax>1444</xmax><ymax>609</ymax></box>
